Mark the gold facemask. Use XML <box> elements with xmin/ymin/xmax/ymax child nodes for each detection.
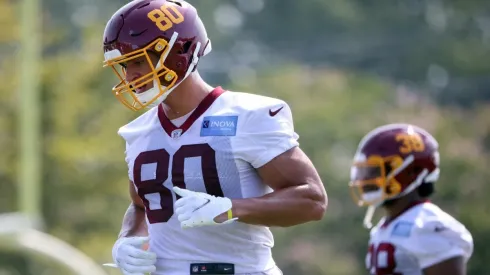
<box><xmin>103</xmin><ymin>38</ymin><xmax>178</xmax><ymax>111</ymax></box>
<box><xmin>349</xmin><ymin>155</ymin><xmax>404</xmax><ymax>206</ymax></box>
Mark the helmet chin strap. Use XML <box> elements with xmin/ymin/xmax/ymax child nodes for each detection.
<box><xmin>135</xmin><ymin>32</ymin><xmax>202</xmax><ymax>109</ymax></box>
<box><xmin>363</xmin><ymin>205</ymin><xmax>376</xmax><ymax>229</ymax></box>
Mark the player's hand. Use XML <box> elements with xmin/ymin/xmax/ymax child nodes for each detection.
<box><xmin>173</xmin><ymin>187</ymin><xmax>238</xmax><ymax>229</ymax></box>
<box><xmin>106</xmin><ymin>236</ymin><xmax>157</xmax><ymax>275</ymax></box>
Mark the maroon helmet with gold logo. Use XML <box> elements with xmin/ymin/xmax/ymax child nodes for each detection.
<box><xmin>349</xmin><ymin>123</ymin><xmax>440</xmax><ymax>208</ymax></box>
<box><xmin>102</xmin><ymin>0</ymin><xmax>211</xmax><ymax>111</ymax></box>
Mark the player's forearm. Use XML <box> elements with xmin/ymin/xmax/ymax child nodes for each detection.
<box><xmin>232</xmin><ymin>183</ymin><xmax>327</xmax><ymax>227</ymax></box>
<box><xmin>118</xmin><ymin>203</ymin><xmax>148</xmax><ymax>238</ymax></box>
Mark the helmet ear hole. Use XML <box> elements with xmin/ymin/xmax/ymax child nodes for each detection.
<box><xmin>183</xmin><ymin>41</ymin><xmax>193</xmax><ymax>53</ymax></box>
<box><xmin>176</xmin><ymin>41</ymin><xmax>193</xmax><ymax>55</ymax></box>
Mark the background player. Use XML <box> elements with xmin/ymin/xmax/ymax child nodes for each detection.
<box><xmin>102</xmin><ymin>1</ymin><xmax>328</xmax><ymax>274</ymax></box>
<box><xmin>349</xmin><ymin>123</ymin><xmax>473</xmax><ymax>275</ymax></box>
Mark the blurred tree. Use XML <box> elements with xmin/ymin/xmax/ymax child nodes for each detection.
<box><xmin>40</xmin><ymin>0</ymin><xmax>490</xmax><ymax>106</ymax></box>
<box><xmin>0</xmin><ymin>0</ymin><xmax>20</xmax><ymax>214</ymax></box>
<box><xmin>241</xmin><ymin>0</ymin><xmax>490</xmax><ymax>107</ymax></box>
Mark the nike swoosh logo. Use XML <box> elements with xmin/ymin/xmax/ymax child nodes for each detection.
<box><xmin>269</xmin><ymin>106</ymin><xmax>284</xmax><ymax>117</ymax></box>
<box><xmin>192</xmin><ymin>199</ymin><xmax>211</xmax><ymax>212</ymax></box>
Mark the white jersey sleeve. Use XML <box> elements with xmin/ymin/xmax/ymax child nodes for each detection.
<box><xmin>234</xmin><ymin>98</ymin><xmax>299</xmax><ymax>168</ymax></box>
<box><xmin>123</xmin><ymin>141</ymin><xmax>133</xmax><ymax>181</ymax></box>
<box><xmin>118</xmin><ymin>107</ymin><xmax>160</xmax><ymax>182</ymax></box>
<box><xmin>408</xmin><ymin>217</ymin><xmax>473</xmax><ymax>269</ymax></box>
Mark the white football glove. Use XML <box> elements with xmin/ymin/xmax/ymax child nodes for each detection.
<box><xmin>173</xmin><ymin>186</ymin><xmax>238</xmax><ymax>229</ymax></box>
<box><xmin>103</xmin><ymin>236</ymin><xmax>157</xmax><ymax>275</ymax></box>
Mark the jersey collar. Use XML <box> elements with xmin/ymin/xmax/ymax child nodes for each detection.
<box><xmin>157</xmin><ymin>86</ymin><xmax>226</xmax><ymax>137</ymax></box>
<box><xmin>381</xmin><ymin>199</ymin><xmax>430</xmax><ymax>228</ymax></box>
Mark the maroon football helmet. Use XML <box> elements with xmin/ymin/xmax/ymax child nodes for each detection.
<box><xmin>102</xmin><ymin>0</ymin><xmax>211</xmax><ymax>111</ymax></box>
<box><xmin>349</xmin><ymin>123</ymin><xmax>440</xmax><ymax>207</ymax></box>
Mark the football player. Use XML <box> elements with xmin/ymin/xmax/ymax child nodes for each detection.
<box><xmin>101</xmin><ymin>1</ymin><xmax>327</xmax><ymax>275</ymax></box>
<box><xmin>349</xmin><ymin>123</ymin><xmax>473</xmax><ymax>275</ymax></box>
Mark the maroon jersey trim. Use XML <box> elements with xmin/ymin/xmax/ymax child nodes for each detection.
<box><xmin>157</xmin><ymin>87</ymin><xmax>226</xmax><ymax>137</ymax></box>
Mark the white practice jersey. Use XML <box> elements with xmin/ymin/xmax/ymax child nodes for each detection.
<box><xmin>118</xmin><ymin>87</ymin><xmax>298</xmax><ymax>274</ymax></box>
<box><xmin>366</xmin><ymin>201</ymin><xmax>473</xmax><ymax>275</ymax></box>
